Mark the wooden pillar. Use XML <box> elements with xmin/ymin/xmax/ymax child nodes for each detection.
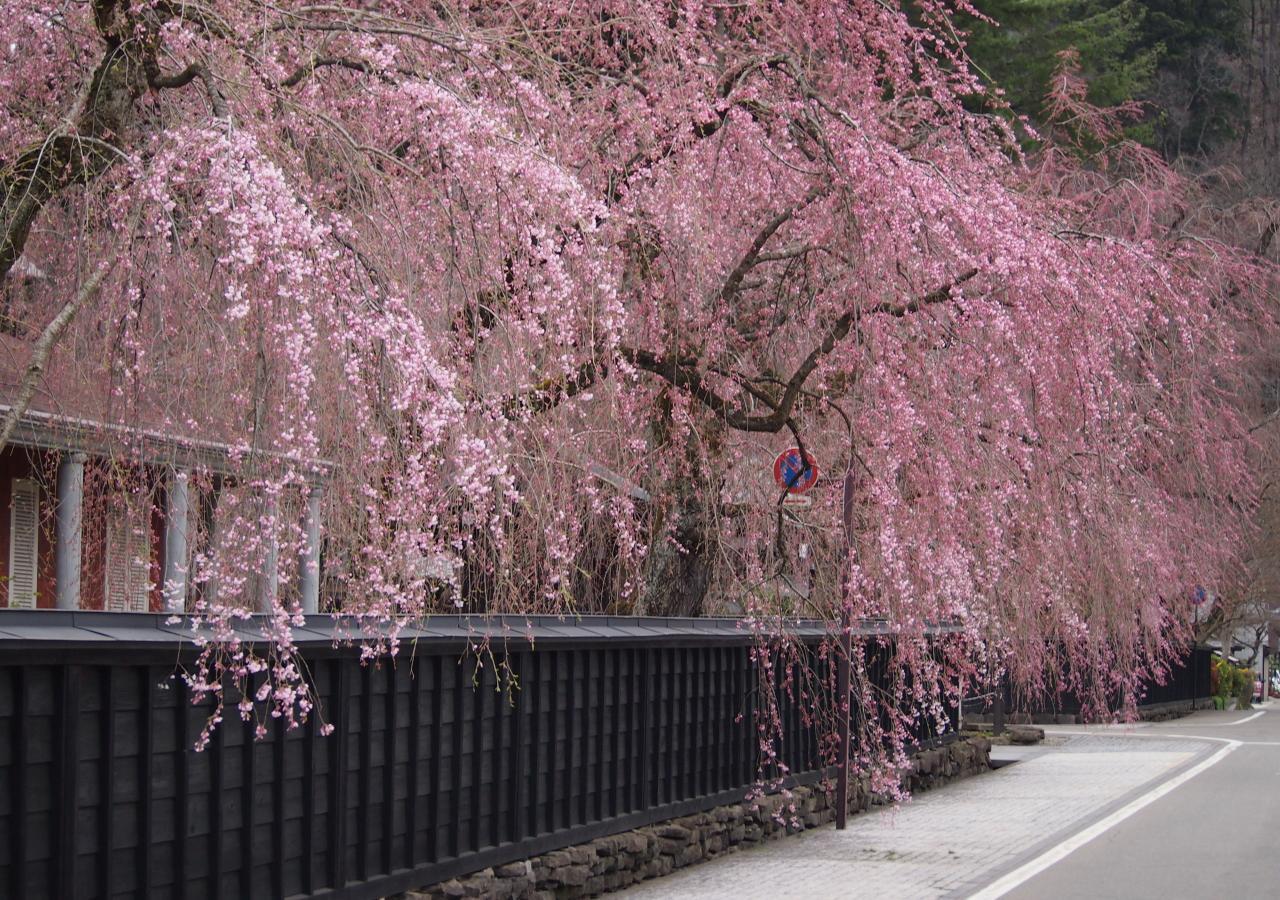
<box><xmin>162</xmin><ymin>468</ymin><xmax>191</xmax><ymax>613</ymax></box>
<box><xmin>195</xmin><ymin>480</ymin><xmax>221</xmax><ymax>606</ymax></box>
<box><xmin>54</xmin><ymin>452</ymin><xmax>86</xmax><ymax>610</ymax></box>
<box><xmin>257</xmin><ymin>494</ymin><xmax>278</xmax><ymax>613</ymax></box>
<box><xmin>299</xmin><ymin>484</ymin><xmax>322</xmax><ymax>615</ymax></box>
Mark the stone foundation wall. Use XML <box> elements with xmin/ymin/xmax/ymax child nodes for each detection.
<box><xmin>399</xmin><ymin>735</ymin><xmax>990</xmax><ymax>900</ymax></box>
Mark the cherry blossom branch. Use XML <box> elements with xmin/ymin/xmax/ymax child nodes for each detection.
<box><xmin>605</xmin><ymin>56</ymin><xmax>793</xmax><ymax>203</ymax></box>
<box><xmin>503</xmin><ymin>269</ymin><xmax>981</xmax><ymax>430</ymax></box>
<box><xmin>721</xmin><ymin>185</ymin><xmax>829</xmax><ymax>303</ymax></box>
<box><xmin>732</xmin><ymin>267</ymin><xmax>981</xmax><ymax>433</ymax></box>
<box><xmin>0</xmin><ymin>32</ymin><xmax>141</xmax><ymax>281</ymax></box>
<box><xmin>1</xmin><ymin>0</ymin><xmax>237</xmax><ymax>282</ymax></box>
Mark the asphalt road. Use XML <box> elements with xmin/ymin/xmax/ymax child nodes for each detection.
<box><xmin>993</xmin><ymin>704</ymin><xmax>1280</xmax><ymax>899</ymax></box>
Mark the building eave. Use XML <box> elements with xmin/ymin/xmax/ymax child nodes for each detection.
<box><xmin>0</xmin><ymin>404</ymin><xmax>334</xmax><ymax>482</ymax></box>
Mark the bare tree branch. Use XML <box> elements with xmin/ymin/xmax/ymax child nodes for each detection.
<box><xmin>281</xmin><ymin>55</ymin><xmax>378</xmax><ymax>88</ymax></box>
<box><xmin>0</xmin><ymin>260</ymin><xmax>119</xmax><ymax>452</ymax></box>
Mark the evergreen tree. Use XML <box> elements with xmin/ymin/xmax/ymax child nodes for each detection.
<box><xmin>966</xmin><ymin>1</ymin><xmax>1245</xmax><ymax>157</ymax></box>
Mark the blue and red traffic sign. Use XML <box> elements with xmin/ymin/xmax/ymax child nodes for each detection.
<box><xmin>773</xmin><ymin>447</ymin><xmax>819</xmax><ymax>494</ymax></box>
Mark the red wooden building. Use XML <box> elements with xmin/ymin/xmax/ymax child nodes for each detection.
<box><xmin>0</xmin><ymin>406</ymin><xmax>326</xmax><ymax>614</ymax></box>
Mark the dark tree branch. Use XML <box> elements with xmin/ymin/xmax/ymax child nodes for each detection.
<box><xmin>720</xmin><ymin>184</ymin><xmax>827</xmax><ymax>303</ymax></box>
<box><xmin>2</xmin><ymin>0</ymin><xmax>233</xmax><ymax>283</ymax></box>
<box><xmin>502</xmin><ymin>359</ymin><xmax>603</xmax><ymax>418</ymax></box>
<box><xmin>281</xmin><ymin>55</ymin><xmax>379</xmax><ymax>88</ymax></box>
<box><xmin>604</xmin><ymin>55</ymin><xmax>791</xmax><ymax>205</ymax></box>
<box><xmin>147</xmin><ymin>61</ymin><xmax>229</xmax><ymax>118</ymax></box>
<box><xmin>0</xmin><ymin>17</ymin><xmax>143</xmax><ymax>282</ymax></box>
<box><xmin>502</xmin><ymin>268</ymin><xmax>981</xmax><ymax>430</ymax></box>
<box><xmin>740</xmin><ymin>267</ymin><xmax>981</xmax><ymax>433</ymax></box>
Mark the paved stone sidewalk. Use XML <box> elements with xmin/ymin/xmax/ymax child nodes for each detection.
<box><xmin>618</xmin><ymin>733</ymin><xmax>1208</xmax><ymax>899</ymax></box>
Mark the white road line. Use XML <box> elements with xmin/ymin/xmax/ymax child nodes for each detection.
<box><xmin>1044</xmin><ymin>708</ymin><xmax>1266</xmax><ymax>731</ymax></box>
<box><xmin>1156</xmin><ymin>709</ymin><xmax>1268</xmax><ymax>727</ymax></box>
<box><xmin>1225</xmin><ymin>710</ymin><xmax>1266</xmax><ymax>725</ymax></box>
<box><xmin>966</xmin><ymin>739</ymin><xmax>1241</xmax><ymax>900</ymax></box>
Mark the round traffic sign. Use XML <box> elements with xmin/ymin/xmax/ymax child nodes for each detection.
<box><xmin>773</xmin><ymin>447</ymin><xmax>819</xmax><ymax>494</ymax></box>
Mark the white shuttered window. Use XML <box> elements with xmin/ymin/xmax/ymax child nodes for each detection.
<box><xmin>104</xmin><ymin>503</ymin><xmax>151</xmax><ymax>612</ymax></box>
<box><xmin>8</xmin><ymin>478</ymin><xmax>39</xmax><ymax>608</ymax></box>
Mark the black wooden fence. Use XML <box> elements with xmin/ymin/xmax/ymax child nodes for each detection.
<box><xmin>0</xmin><ymin>612</ymin><xmax>958</xmax><ymax>900</ymax></box>
<box><xmin>962</xmin><ymin>646</ymin><xmax>1214</xmax><ymax>723</ymax></box>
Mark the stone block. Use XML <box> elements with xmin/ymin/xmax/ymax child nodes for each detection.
<box><xmin>496</xmin><ymin>861</ymin><xmax>530</xmax><ymax>878</ymax></box>
<box><xmin>657</xmin><ymin>823</ymin><xmax>694</xmax><ymax>841</ymax></box>
<box><xmin>487</xmin><ymin>876</ymin><xmax>532</xmax><ymax>899</ymax></box>
<box><xmin>540</xmin><ymin>850</ymin><xmax>573</xmax><ymax>869</ymax></box>
<box><xmin>461</xmin><ymin>873</ymin><xmax>498</xmax><ymax>897</ymax></box>
<box><xmin>657</xmin><ymin>837</ymin><xmax>690</xmax><ymax>855</ymax></box>
<box><xmin>615</xmin><ymin>832</ymin><xmax>649</xmax><ymax>855</ymax></box>
<box><xmin>558</xmin><ymin>865</ymin><xmax>591</xmax><ymax>887</ymax></box>
<box><xmin>1007</xmin><ymin>724</ymin><xmax>1045</xmax><ymax>744</ymax></box>
<box><xmin>565</xmin><ymin>846</ymin><xmax>594</xmax><ymax>866</ymax></box>
<box><xmin>675</xmin><ymin>844</ymin><xmax>704</xmax><ymax>867</ymax></box>
<box><xmin>642</xmin><ymin>856</ymin><xmax>674</xmax><ymax>879</ymax></box>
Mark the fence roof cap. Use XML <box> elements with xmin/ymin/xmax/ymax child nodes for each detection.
<box><xmin>0</xmin><ymin>609</ymin><xmax>962</xmax><ymax>651</ymax></box>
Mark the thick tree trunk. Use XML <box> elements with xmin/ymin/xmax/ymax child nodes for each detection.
<box><xmin>640</xmin><ymin>491</ymin><xmax>713</xmax><ymax>617</ymax></box>
<box><xmin>637</xmin><ymin>393</ymin><xmax>718</xmax><ymax>617</ymax></box>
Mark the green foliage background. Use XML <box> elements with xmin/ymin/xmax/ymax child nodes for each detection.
<box><xmin>964</xmin><ymin>1</ymin><xmax>1246</xmax><ymax>157</ymax></box>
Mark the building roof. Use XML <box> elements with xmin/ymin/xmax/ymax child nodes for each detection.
<box><xmin>0</xmin><ymin>334</ymin><xmax>331</xmax><ymax>479</ymax></box>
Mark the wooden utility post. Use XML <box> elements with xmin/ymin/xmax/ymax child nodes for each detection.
<box><xmin>836</xmin><ymin>607</ymin><xmax>851</xmax><ymax>828</ymax></box>
<box><xmin>836</xmin><ymin>469</ymin><xmax>855</xmax><ymax>829</ymax></box>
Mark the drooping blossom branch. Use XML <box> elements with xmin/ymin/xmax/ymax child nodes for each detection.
<box><xmin>0</xmin><ymin>2</ymin><xmax>1270</xmax><ymax>778</ymax></box>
